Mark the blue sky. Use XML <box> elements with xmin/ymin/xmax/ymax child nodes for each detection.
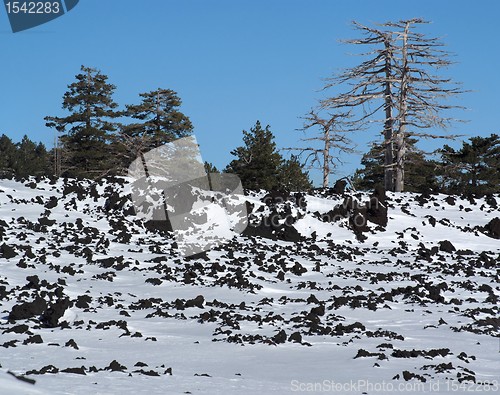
<box><xmin>1</xmin><ymin>0</ymin><xmax>498</xmax><ymax>185</ymax></box>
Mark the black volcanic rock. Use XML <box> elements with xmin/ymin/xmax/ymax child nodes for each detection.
<box><xmin>144</xmin><ymin>219</ymin><xmax>173</xmax><ymax>234</ymax></box>
<box><xmin>272</xmin><ymin>329</ymin><xmax>287</xmax><ymax>344</ymax></box>
<box><xmin>9</xmin><ymin>297</ymin><xmax>47</xmax><ymax>321</ymax></box>
<box><xmin>25</xmin><ymin>275</ymin><xmax>40</xmax><ymax>289</ymax></box>
<box><xmin>137</xmin><ymin>369</ymin><xmax>160</xmax><ymax>376</ymax></box>
<box><xmin>23</xmin><ymin>334</ymin><xmax>43</xmax><ymax>345</ymax></box>
<box><xmin>294</xmin><ymin>192</ymin><xmax>307</xmax><ymax>209</ymax></box>
<box><xmin>3</xmin><ymin>324</ymin><xmax>29</xmax><ymax>334</ymax></box>
<box><xmin>106</xmin><ymin>360</ymin><xmax>127</xmax><ymax>372</ymax></box>
<box><xmin>365</xmin><ymin>196</ymin><xmax>388</xmax><ymax>227</ymax></box>
<box><xmin>243</xmin><ymin>218</ymin><xmax>301</xmax><ymax>243</ymax></box>
<box><xmin>288</xmin><ymin>331</ymin><xmax>303</xmax><ymax>343</ymax></box>
<box><xmin>42</xmin><ymin>298</ymin><xmax>71</xmax><ymax>327</ymax></box>
<box><xmin>350</xmin><ymin>210</ymin><xmax>369</xmax><ymax>241</ymax></box>
<box><xmin>0</xmin><ymin>243</ymin><xmax>17</xmax><ymax>259</ymax></box>
<box><xmin>75</xmin><ymin>295</ymin><xmax>92</xmax><ymax>309</ymax></box>
<box><xmin>0</xmin><ymin>285</ymin><xmax>7</xmax><ymax>300</ymax></box>
<box><xmin>65</xmin><ymin>339</ymin><xmax>79</xmax><ymax>350</ymax></box>
<box><xmin>61</xmin><ymin>366</ymin><xmax>86</xmax><ymax>375</ymax></box>
<box><xmin>243</xmin><ymin>192</ymin><xmax>304</xmax><ymax>242</ymax></box>
<box><xmin>332</xmin><ymin>179</ymin><xmax>347</xmax><ymax>194</ymax></box>
<box><xmin>402</xmin><ymin>370</ymin><xmax>426</xmax><ymax>382</ymax></box>
<box><xmin>38</xmin><ymin>217</ymin><xmax>56</xmax><ymax>227</ymax></box>
<box><xmin>485</xmin><ymin>195</ymin><xmax>497</xmax><ymax>208</ymax></box>
<box><xmin>26</xmin><ymin>365</ymin><xmax>59</xmax><ymax>375</ymax></box>
<box><xmin>439</xmin><ymin>240</ymin><xmax>456</xmax><ymax>253</ymax></box>
<box><xmin>484</xmin><ymin>217</ymin><xmax>500</xmax><ymax>239</ymax></box>
<box><xmin>45</xmin><ymin>196</ymin><xmax>58</xmax><ymax>209</ymax></box>
<box><xmin>6</xmin><ymin>371</ymin><xmax>36</xmax><ymax>385</ymax></box>
<box><xmin>185</xmin><ymin>295</ymin><xmax>205</xmax><ymax>308</ymax></box>
<box><xmin>372</xmin><ymin>184</ymin><xmax>386</xmax><ymax>204</ymax></box>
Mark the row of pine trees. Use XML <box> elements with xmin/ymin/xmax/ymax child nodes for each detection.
<box><xmin>0</xmin><ymin>65</ymin><xmax>498</xmax><ymax>195</ymax></box>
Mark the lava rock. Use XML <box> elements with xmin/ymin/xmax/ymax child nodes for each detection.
<box><xmin>332</xmin><ymin>179</ymin><xmax>347</xmax><ymax>194</ymax></box>
<box><xmin>272</xmin><ymin>329</ymin><xmax>287</xmax><ymax>344</ymax></box>
<box><xmin>0</xmin><ymin>243</ymin><xmax>17</xmax><ymax>259</ymax></box>
<box><xmin>185</xmin><ymin>295</ymin><xmax>205</xmax><ymax>308</ymax></box>
<box><xmin>9</xmin><ymin>297</ymin><xmax>47</xmax><ymax>321</ymax></box>
<box><xmin>365</xmin><ymin>196</ymin><xmax>388</xmax><ymax>227</ymax></box>
<box><xmin>23</xmin><ymin>334</ymin><xmax>43</xmax><ymax>345</ymax></box>
<box><xmin>439</xmin><ymin>240</ymin><xmax>456</xmax><ymax>253</ymax></box>
<box><xmin>61</xmin><ymin>366</ymin><xmax>86</xmax><ymax>375</ymax></box>
<box><xmin>484</xmin><ymin>217</ymin><xmax>500</xmax><ymax>239</ymax></box>
<box><xmin>41</xmin><ymin>298</ymin><xmax>71</xmax><ymax>328</ymax></box>
<box><xmin>65</xmin><ymin>339</ymin><xmax>79</xmax><ymax>350</ymax></box>
<box><xmin>288</xmin><ymin>332</ymin><xmax>303</xmax><ymax>343</ymax></box>
<box><xmin>106</xmin><ymin>360</ymin><xmax>127</xmax><ymax>372</ymax></box>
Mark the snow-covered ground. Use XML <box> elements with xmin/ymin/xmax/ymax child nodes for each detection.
<box><xmin>0</xmin><ymin>177</ymin><xmax>498</xmax><ymax>394</ymax></box>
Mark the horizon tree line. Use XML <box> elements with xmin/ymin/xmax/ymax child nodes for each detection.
<box><xmin>0</xmin><ymin>18</ymin><xmax>498</xmax><ymax>195</ymax></box>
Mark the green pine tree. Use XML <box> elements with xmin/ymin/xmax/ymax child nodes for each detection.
<box><xmin>353</xmin><ymin>138</ymin><xmax>440</xmax><ymax>193</ymax></box>
<box><xmin>440</xmin><ymin>134</ymin><xmax>500</xmax><ymax>195</ymax></box>
<box><xmin>45</xmin><ymin>66</ymin><xmax>120</xmax><ymax>179</ymax></box>
<box><xmin>14</xmin><ymin>135</ymin><xmax>50</xmax><ymax>178</ymax></box>
<box><xmin>352</xmin><ymin>142</ymin><xmax>385</xmax><ymax>191</ymax></box>
<box><xmin>0</xmin><ymin>134</ymin><xmax>16</xmax><ymax>177</ymax></box>
<box><xmin>226</xmin><ymin>121</ymin><xmax>310</xmax><ymax>191</ymax></box>
<box><xmin>278</xmin><ymin>155</ymin><xmax>312</xmax><ymax>191</ymax></box>
<box><xmin>119</xmin><ymin>88</ymin><xmax>193</xmax><ymax>167</ymax></box>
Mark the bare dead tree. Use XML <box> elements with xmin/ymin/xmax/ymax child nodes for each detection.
<box><xmin>322</xmin><ymin>21</ymin><xmax>397</xmax><ymax>191</ymax></box>
<box><xmin>322</xmin><ymin>19</ymin><xmax>465</xmax><ymax>192</ymax></box>
<box><xmin>284</xmin><ymin>109</ymin><xmax>356</xmax><ymax>188</ymax></box>
<box><xmin>388</xmin><ymin>19</ymin><xmax>465</xmax><ymax>191</ymax></box>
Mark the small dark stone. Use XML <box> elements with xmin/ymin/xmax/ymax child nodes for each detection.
<box><xmin>272</xmin><ymin>330</ymin><xmax>287</xmax><ymax>344</ymax></box>
<box><xmin>0</xmin><ymin>243</ymin><xmax>17</xmax><ymax>259</ymax></box>
<box><xmin>185</xmin><ymin>295</ymin><xmax>205</xmax><ymax>309</ymax></box>
<box><xmin>444</xmin><ymin>196</ymin><xmax>456</xmax><ymax>205</ymax></box>
<box><xmin>288</xmin><ymin>332</ymin><xmax>302</xmax><ymax>343</ymax></box>
<box><xmin>439</xmin><ymin>240</ymin><xmax>456</xmax><ymax>253</ymax></box>
<box><xmin>38</xmin><ymin>217</ymin><xmax>56</xmax><ymax>227</ymax></box>
<box><xmin>65</xmin><ymin>339</ymin><xmax>79</xmax><ymax>350</ymax></box>
<box><xmin>484</xmin><ymin>217</ymin><xmax>500</xmax><ymax>239</ymax></box>
<box><xmin>61</xmin><ymin>366</ymin><xmax>86</xmax><ymax>375</ymax></box>
<box><xmin>75</xmin><ymin>295</ymin><xmax>92</xmax><ymax>309</ymax></box>
<box><xmin>137</xmin><ymin>369</ymin><xmax>160</xmax><ymax>376</ymax></box>
<box><xmin>23</xmin><ymin>334</ymin><xmax>43</xmax><ymax>344</ymax></box>
<box><xmin>4</xmin><ymin>324</ymin><xmax>29</xmax><ymax>334</ymax></box>
<box><xmin>145</xmin><ymin>278</ymin><xmax>162</xmax><ymax>286</ymax></box>
<box><xmin>41</xmin><ymin>298</ymin><xmax>71</xmax><ymax>328</ymax></box>
<box><xmin>107</xmin><ymin>360</ymin><xmax>127</xmax><ymax>372</ymax></box>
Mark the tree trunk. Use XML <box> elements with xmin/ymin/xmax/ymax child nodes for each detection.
<box><xmin>395</xmin><ymin>22</ymin><xmax>410</xmax><ymax>193</ymax></box>
<box><xmin>86</xmin><ymin>69</ymin><xmax>92</xmax><ymax>131</ymax></box>
<box><xmin>323</xmin><ymin>125</ymin><xmax>330</xmax><ymax>188</ymax></box>
<box><xmin>394</xmin><ymin>133</ymin><xmax>405</xmax><ymax>192</ymax></box>
<box><xmin>155</xmin><ymin>90</ymin><xmax>161</xmax><ymax>147</ymax></box>
<box><xmin>383</xmin><ymin>39</ymin><xmax>394</xmax><ymax>192</ymax></box>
